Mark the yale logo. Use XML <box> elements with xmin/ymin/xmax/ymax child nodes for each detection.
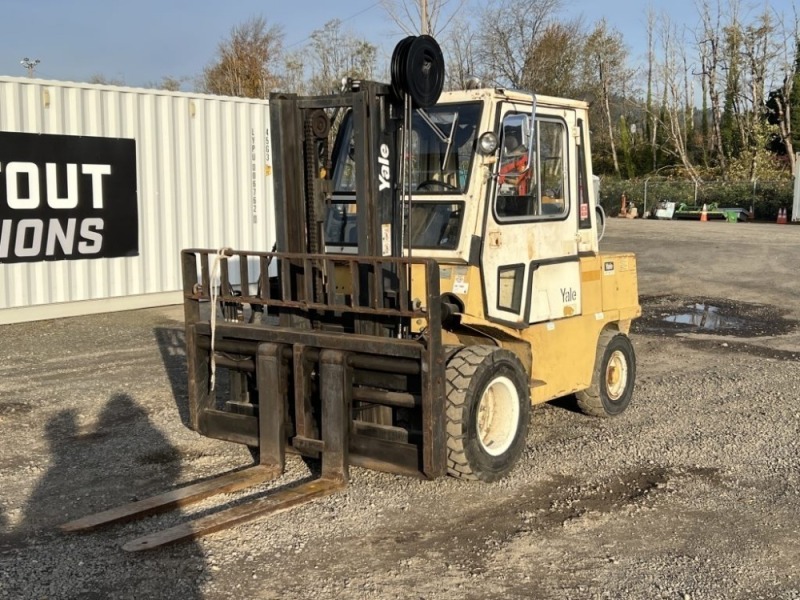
<box><xmin>560</xmin><ymin>287</ymin><xmax>577</xmax><ymax>303</ymax></box>
<box><xmin>377</xmin><ymin>143</ymin><xmax>391</xmax><ymax>191</ymax></box>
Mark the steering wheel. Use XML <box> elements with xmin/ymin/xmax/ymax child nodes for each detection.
<box><xmin>416</xmin><ymin>179</ymin><xmax>459</xmax><ymax>191</ymax></box>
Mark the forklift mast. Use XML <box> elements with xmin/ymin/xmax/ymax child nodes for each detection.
<box><xmin>269</xmin><ymin>81</ymin><xmax>407</xmax><ymax>339</ymax></box>
<box><xmin>270</xmin><ymin>80</ymin><xmax>401</xmax><ymax>261</ymax></box>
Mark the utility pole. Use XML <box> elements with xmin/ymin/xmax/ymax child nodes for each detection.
<box><xmin>20</xmin><ymin>57</ymin><xmax>40</xmax><ymax>78</ymax></box>
<box><xmin>421</xmin><ymin>0</ymin><xmax>429</xmax><ymax>35</ymax></box>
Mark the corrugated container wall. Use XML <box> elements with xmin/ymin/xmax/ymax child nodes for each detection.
<box><xmin>0</xmin><ymin>77</ymin><xmax>275</xmax><ymax>324</ymax></box>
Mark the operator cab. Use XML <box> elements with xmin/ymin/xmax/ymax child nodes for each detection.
<box><xmin>323</xmin><ymin>89</ymin><xmax>598</xmax><ymax>259</ymax></box>
<box><xmin>322</xmin><ymin>88</ymin><xmax>600</xmax><ymax>327</ymax></box>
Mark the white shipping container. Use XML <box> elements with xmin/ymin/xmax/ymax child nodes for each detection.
<box><xmin>0</xmin><ymin>76</ymin><xmax>275</xmax><ymax>324</ymax></box>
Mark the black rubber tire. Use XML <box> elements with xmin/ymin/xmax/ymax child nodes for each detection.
<box><xmin>445</xmin><ymin>346</ymin><xmax>530</xmax><ymax>482</ymax></box>
<box><xmin>576</xmin><ymin>330</ymin><xmax>636</xmax><ymax>417</ymax></box>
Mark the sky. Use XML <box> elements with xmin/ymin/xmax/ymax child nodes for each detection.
<box><xmin>0</xmin><ymin>0</ymin><xmax>733</xmax><ymax>88</ymax></box>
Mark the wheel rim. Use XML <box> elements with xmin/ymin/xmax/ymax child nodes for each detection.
<box><xmin>476</xmin><ymin>375</ymin><xmax>520</xmax><ymax>456</ymax></box>
<box><xmin>605</xmin><ymin>350</ymin><xmax>629</xmax><ymax>401</ymax></box>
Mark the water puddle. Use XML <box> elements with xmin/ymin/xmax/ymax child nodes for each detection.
<box><xmin>663</xmin><ymin>303</ymin><xmax>745</xmax><ymax>331</ymax></box>
<box><xmin>634</xmin><ymin>295</ymin><xmax>796</xmax><ymax>338</ymax></box>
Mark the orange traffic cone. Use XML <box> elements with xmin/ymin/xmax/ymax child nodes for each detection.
<box><xmin>777</xmin><ymin>207</ymin><xmax>787</xmax><ymax>224</ymax></box>
<box><xmin>700</xmin><ymin>203</ymin><xmax>708</xmax><ymax>222</ymax></box>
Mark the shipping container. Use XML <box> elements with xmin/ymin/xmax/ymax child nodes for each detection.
<box><xmin>0</xmin><ymin>76</ymin><xmax>275</xmax><ymax>324</ymax></box>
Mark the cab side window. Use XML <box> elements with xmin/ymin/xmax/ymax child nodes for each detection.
<box><xmin>495</xmin><ymin>114</ymin><xmax>568</xmax><ymax>221</ymax></box>
<box><xmin>538</xmin><ymin>120</ymin><xmax>566</xmax><ymax>216</ymax></box>
<box><xmin>496</xmin><ymin>114</ymin><xmax>534</xmax><ymax>219</ymax></box>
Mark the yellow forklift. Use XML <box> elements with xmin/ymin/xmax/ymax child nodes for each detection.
<box><xmin>62</xmin><ymin>36</ymin><xmax>640</xmax><ymax>550</ymax></box>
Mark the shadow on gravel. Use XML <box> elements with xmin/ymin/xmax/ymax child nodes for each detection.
<box><xmin>547</xmin><ymin>396</ymin><xmax>583</xmax><ymax>415</ymax></box>
<box><xmin>154</xmin><ymin>326</ymin><xmax>192</xmax><ymax>426</ymax></box>
<box><xmin>0</xmin><ymin>393</ymin><xmax>209</xmax><ymax>599</ymax></box>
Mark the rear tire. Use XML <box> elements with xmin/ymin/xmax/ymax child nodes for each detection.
<box><xmin>445</xmin><ymin>346</ymin><xmax>530</xmax><ymax>482</ymax></box>
<box><xmin>576</xmin><ymin>330</ymin><xmax>635</xmax><ymax>417</ymax></box>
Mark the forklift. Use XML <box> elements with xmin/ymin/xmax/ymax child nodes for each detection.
<box><xmin>62</xmin><ymin>35</ymin><xmax>640</xmax><ymax>550</ymax></box>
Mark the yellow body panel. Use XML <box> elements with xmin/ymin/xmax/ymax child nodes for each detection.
<box><xmin>439</xmin><ymin>253</ymin><xmax>640</xmax><ymax>405</ymax></box>
<box><xmin>525</xmin><ymin>253</ymin><xmax>639</xmax><ymax>403</ymax></box>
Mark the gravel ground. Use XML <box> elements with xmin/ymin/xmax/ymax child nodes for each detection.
<box><xmin>1</xmin><ymin>218</ymin><xmax>799</xmax><ymax>599</ymax></box>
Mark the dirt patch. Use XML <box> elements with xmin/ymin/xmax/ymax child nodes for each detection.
<box><xmin>521</xmin><ymin>466</ymin><xmax>722</xmax><ymax>532</ymax></box>
<box><xmin>0</xmin><ymin>402</ymin><xmax>32</xmax><ymax>417</ymax></box>
<box><xmin>137</xmin><ymin>448</ymin><xmax>184</xmax><ymax>466</ymax></box>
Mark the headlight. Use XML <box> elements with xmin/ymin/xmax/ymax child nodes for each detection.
<box><xmin>477</xmin><ymin>132</ymin><xmax>498</xmax><ymax>155</ymax></box>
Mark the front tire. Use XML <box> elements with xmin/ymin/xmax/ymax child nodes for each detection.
<box><xmin>576</xmin><ymin>330</ymin><xmax>636</xmax><ymax>417</ymax></box>
<box><xmin>445</xmin><ymin>346</ymin><xmax>530</xmax><ymax>482</ymax></box>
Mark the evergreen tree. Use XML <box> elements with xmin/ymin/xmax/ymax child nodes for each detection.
<box><xmin>789</xmin><ymin>38</ymin><xmax>800</xmax><ymax>150</ymax></box>
<box><xmin>619</xmin><ymin>115</ymin><xmax>636</xmax><ymax>178</ymax></box>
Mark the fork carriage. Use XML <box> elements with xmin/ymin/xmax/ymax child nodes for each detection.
<box><xmin>182</xmin><ymin>248</ymin><xmax>447</xmax><ymax>481</ymax></box>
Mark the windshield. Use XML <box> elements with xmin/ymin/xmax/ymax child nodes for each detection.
<box><xmin>407</xmin><ymin>103</ymin><xmax>480</xmax><ymax>193</ymax></box>
<box><xmin>326</xmin><ymin>102</ymin><xmax>480</xmax><ymax>250</ymax></box>
<box><xmin>332</xmin><ymin>102</ymin><xmax>481</xmax><ymax>195</ymax></box>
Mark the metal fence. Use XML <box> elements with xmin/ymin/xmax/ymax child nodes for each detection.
<box><xmin>598</xmin><ymin>177</ymin><xmax>794</xmax><ymax>221</ymax></box>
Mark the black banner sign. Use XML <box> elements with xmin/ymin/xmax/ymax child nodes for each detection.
<box><xmin>0</xmin><ymin>131</ymin><xmax>138</xmax><ymax>264</ymax></box>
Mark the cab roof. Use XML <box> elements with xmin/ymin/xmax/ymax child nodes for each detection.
<box><xmin>436</xmin><ymin>88</ymin><xmax>590</xmax><ymax>112</ymax></box>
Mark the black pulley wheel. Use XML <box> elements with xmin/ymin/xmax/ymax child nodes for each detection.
<box><xmin>391</xmin><ymin>36</ymin><xmax>415</xmax><ymax>102</ymax></box>
<box><xmin>309</xmin><ymin>109</ymin><xmax>330</xmax><ymax>139</ymax></box>
<box><xmin>390</xmin><ymin>35</ymin><xmax>445</xmax><ymax>108</ymax></box>
<box><xmin>404</xmin><ymin>35</ymin><xmax>445</xmax><ymax>108</ymax></box>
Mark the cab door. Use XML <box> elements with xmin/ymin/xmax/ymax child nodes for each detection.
<box><xmin>481</xmin><ymin>104</ymin><xmax>582</xmax><ymax>326</ymax></box>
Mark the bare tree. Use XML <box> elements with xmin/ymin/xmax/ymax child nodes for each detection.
<box><xmin>281</xmin><ymin>51</ymin><xmax>307</xmax><ymax>94</ymax></box>
<box><xmin>652</xmin><ymin>13</ymin><xmax>702</xmax><ymax>181</ymax></box>
<box><xmin>381</xmin><ymin>0</ymin><xmax>466</xmax><ymax>37</ymax></box>
<box><xmin>737</xmin><ymin>8</ymin><xmax>785</xmax><ymax>179</ymax></box>
<box><xmin>202</xmin><ymin>16</ymin><xmax>284</xmax><ymax>98</ymax></box>
<box><xmin>145</xmin><ymin>76</ymin><xmax>187</xmax><ymax>92</ymax></box>
<box><xmin>476</xmin><ymin>0</ymin><xmax>562</xmax><ymax>89</ymax></box>
<box><xmin>87</xmin><ymin>74</ymin><xmax>125</xmax><ymax>86</ymax></box>
<box><xmin>304</xmin><ymin>19</ymin><xmax>377</xmax><ymax>95</ymax></box>
<box><xmin>583</xmin><ymin>19</ymin><xmax>632</xmax><ymax>176</ymax></box>
<box><xmin>697</xmin><ymin>0</ymin><xmax>728</xmax><ymax>173</ymax></box>
<box><xmin>696</xmin><ymin>0</ymin><xmax>790</xmax><ymax>179</ymax></box>
<box><xmin>444</xmin><ymin>14</ymin><xmax>482</xmax><ymax>89</ymax></box>
<box><xmin>645</xmin><ymin>7</ymin><xmax>660</xmax><ymax>170</ymax></box>
<box><xmin>683</xmin><ymin>50</ymin><xmax>695</xmax><ymax>158</ymax></box>
<box><xmin>766</xmin><ymin>16</ymin><xmax>800</xmax><ymax>172</ymax></box>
